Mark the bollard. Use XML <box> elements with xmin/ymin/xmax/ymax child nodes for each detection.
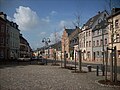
<box><xmin>101</xmin><ymin>64</ymin><xmax>105</xmax><ymax>76</ymax></box>
<box><xmin>96</xmin><ymin>66</ymin><xmax>99</xmax><ymax>76</ymax></box>
<box><xmin>46</xmin><ymin>59</ymin><xmax>47</xmax><ymax>65</ymax></box>
<box><xmin>87</xmin><ymin>65</ymin><xmax>92</xmax><ymax>72</ymax></box>
<box><xmin>102</xmin><ymin>65</ymin><xmax>105</xmax><ymax>76</ymax></box>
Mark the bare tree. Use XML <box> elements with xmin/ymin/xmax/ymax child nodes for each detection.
<box><xmin>53</xmin><ymin>30</ymin><xmax>61</xmax><ymax>65</ymax></box>
<box><xmin>72</xmin><ymin>12</ymin><xmax>81</xmax><ymax>28</ymax></box>
<box><xmin>104</xmin><ymin>0</ymin><xmax>119</xmax><ymax>83</ymax></box>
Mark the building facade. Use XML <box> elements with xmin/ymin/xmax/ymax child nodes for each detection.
<box><xmin>69</xmin><ymin>27</ymin><xmax>81</xmax><ymax>61</ymax></box>
<box><xmin>79</xmin><ymin>10</ymin><xmax>109</xmax><ymax>62</ymax></box>
<box><xmin>9</xmin><ymin>22</ymin><xmax>20</xmax><ymax>59</ymax></box>
<box><xmin>61</xmin><ymin>28</ymin><xmax>75</xmax><ymax>60</ymax></box>
<box><xmin>92</xmin><ymin>20</ymin><xmax>109</xmax><ymax>64</ymax></box>
<box><xmin>0</xmin><ymin>12</ymin><xmax>10</xmax><ymax>60</ymax></box>
<box><xmin>108</xmin><ymin>8</ymin><xmax>120</xmax><ymax>65</ymax></box>
<box><xmin>20</xmin><ymin>34</ymin><xmax>32</xmax><ymax>58</ymax></box>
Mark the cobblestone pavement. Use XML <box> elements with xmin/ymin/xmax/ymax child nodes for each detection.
<box><xmin>0</xmin><ymin>63</ymin><xmax>120</xmax><ymax>90</ymax></box>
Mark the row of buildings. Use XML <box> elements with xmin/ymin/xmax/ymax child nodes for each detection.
<box><xmin>0</xmin><ymin>12</ymin><xmax>32</xmax><ymax>60</ymax></box>
<box><xmin>62</xmin><ymin>8</ymin><xmax>120</xmax><ymax>65</ymax></box>
<box><xmin>35</xmin><ymin>8</ymin><xmax>120</xmax><ymax>66</ymax></box>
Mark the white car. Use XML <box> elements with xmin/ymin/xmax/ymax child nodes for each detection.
<box><xmin>18</xmin><ymin>58</ymin><xmax>30</xmax><ymax>61</ymax></box>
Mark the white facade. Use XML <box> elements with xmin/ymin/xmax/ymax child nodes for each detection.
<box><xmin>79</xmin><ymin>11</ymin><xmax>109</xmax><ymax>62</ymax></box>
<box><xmin>9</xmin><ymin>22</ymin><xmax>20</xmax><ymax>59</ymax></box>
<box><xmin>108</xmin><ymin>10</ymin><xmax>120</xmax><ymax>66</ymax></box>
<box><xmin>92</xmin><ymin>27</ymin><xmax>109</xmax><ymax>64</ymax></box>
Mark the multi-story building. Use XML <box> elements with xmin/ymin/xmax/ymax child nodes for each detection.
<box><xmin>92</xmin><ymin>12</ymin><xmax>109</xmax><ymax>64</ymax></box>
<box><xmin>92</xmin><ymin>20</ymin><xmax>109</xmax><ymax>64</ymax></box>
<box><xmin>61</xmin><ymin>28</ymin><xmax>75</xmax><ymax>60</ymax></box>
<box><xmin>0</xmin><ymin>12</ymin><xmax>34</xmax><ymax>60</ymax></box>
<box><xmin>0</xmin><ymin>12</ymin><xmax>20</xmax><ymax>60</ymax></box>
<box><xmin>69</xmin><ymin>27</ymin><xmax>81</xmax><ymax>61</ymax></box>
<box><xmin>79</xmin><ymin>10</ymin><xmax>108</xmax><ymax>62</ymax></box>
<box><xmin>0</xmin><ymin>12</ymin><xmax>10</xmax><ymax>60</ymax></box>
<box><xmin>20</xmin><ymin>34</ymin><xmax>32</xmax><ymax>58</ymax></box>
<box><xmin>9</xmin><ymin>21</ymin><xmax>20</xmax><ymax>59</ymax></box>
<box><xmin>108</xmin><ymin>8</ymin><xmax>120</xmax><ymax>65</ymax></box>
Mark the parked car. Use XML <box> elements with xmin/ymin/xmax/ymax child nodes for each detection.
<box><xmin>18</xmin><ymin>57</ymin><xmax>31</xmax><ymax>61</ymax></box>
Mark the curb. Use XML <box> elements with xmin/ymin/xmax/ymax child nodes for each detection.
<box><xmin>95</xmin><ymin>80</ymin><xmax>120</xmax><ymax>88</ymax></box>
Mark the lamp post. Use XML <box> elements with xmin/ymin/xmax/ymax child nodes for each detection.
<box><xmin>101</xmin><ymin>24</ymin><xmax>105</xmax><ymax>76</ymax></box>
<box><xmin>42</xmin><ymin>38</ymin><xmax>50</xmax><ymax>64</ymax></box>
<box><xmin>98</xmin><ymin>19</ymin><xmax>106</xmax><ymax>76</ymax></box>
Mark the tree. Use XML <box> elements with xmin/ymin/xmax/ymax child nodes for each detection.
<box><xmin>72</xmin><ymin>12</ymin><xmax>81</xmax><ymax>28</ymax></box>
<box><xmin>72</xmin><ymin>12</ymin><xmax>83</xmax><ymax>72</ymax></box>
<box><xmin>53</xmin><ymin>30</ymin><xmax>61</xmax><ymax>65</ymax></box>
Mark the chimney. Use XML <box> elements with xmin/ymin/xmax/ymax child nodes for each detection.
<box><xmin>75</xmin><ymin>26</ymin><xmax>78</xmax><ymax>29</ymax></box>
<box><xmin>112</xmin><ymin>8</ymin><xmax>120</xmax><ymax>14</ymax></box>
<box><xmin>0</xmin><ymin>12</ymin><xmax>7</xmax><ymax>20</ymax></box>
<box><xmin>98</xmin><ymin>11</ymin><xmax>101</xmax><ymax>14</ymax></box>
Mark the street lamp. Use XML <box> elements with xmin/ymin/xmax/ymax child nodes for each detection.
<box><xmin>98</xmin><ymin>19</ymin><xmax>108</xmax><ymax>76</ymax></box>
<box><xmin>42</xmin><ymin>38</ymin><xmax>51</xmax><ymax>46</ymax></box>
<box><xmin>42</xmin><ymin>38</ymin><xmax>51</xmax><ymax>64</ymax></box>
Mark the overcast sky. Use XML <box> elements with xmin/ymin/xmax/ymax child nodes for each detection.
<box><xmin>0</xmin><ymin>0</ymin><xmax>120</xmax><ymax>50</ymax></box>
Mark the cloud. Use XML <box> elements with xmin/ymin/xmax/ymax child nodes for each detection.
<box><xmin>50</xmin><ymin>11</ymin><xmax>57</xmax><ymax>15</ymax></box>
<box><xmin>40</xmin><ymin>32</ymin><xmax>46</xmax><ymax>35</ymax></box>
<box><xmin>7</xmin><ymin>16</ymin><xmax>13</xmax><ymax>21</ymax></box>
<box><xmin>59</xmin><ymin>20</ymin><xmax>66</xmax><ymax>28</ymax></box>
<box><xmin>42</xmin><ymin>16</ymin><xmax>50</xmax><ymax>23</ymax></box>
<box><xmin>49</xmin><ymin>31</ymin><xmax>62</xmax><ymax>44</ymax></box>
<box><xmin>13</xmin><ymin>6</ymin><xmax>39</xmax><ymax>31</ymax></box>
<box><xmin>59</xmin><ymin>20</ymin><xmax>74</xmax><ymax>29</ymax></box>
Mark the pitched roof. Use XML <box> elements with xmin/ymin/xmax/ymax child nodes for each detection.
<box><xmin>92</xmin><ymin>20</ymin><xmax>108</xmax><ymax>31</ymax></box>
<box><xmin>65</xmin><ymin>29</ymin><xmax>75</xmax><ymax>36</ymax></box>
<box><xmin>108</xmin><ymin>8</ymin><xmax>120</xmax><ymax>19</ymax></box>
<box><xmin>83</xmin><ymin>10</ymin><xmax>107</xmax><ymax>29</ymax></box>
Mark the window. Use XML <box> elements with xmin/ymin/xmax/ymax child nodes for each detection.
<box><xmin>100</xmin><ymin>39</ymin><xmax>103</xmax><ymax>46</ymax></box>
<box><xmin>0</xmin><ymin>25</ymin><xmax>4</xmax><ymax>32</ymax></box>
<box><xmin>98</xmin><ymin>18</ymin><xmax>102</xmax><ymax>24</ymax></box>
<box><xmin>89</xmin><ymin>41</ymin><xmax>91</xmax><ymax>47</ymax></box>
<box><xmin>0</xmin><ymin>50</ymin><xmax>4</xmax><ymax>58</ymax></box>
<box><xmin>86</xmin><ymin>41</ymin><xmax>88</xmax><ymax>47</ymax></box>
<box><xmin>87</xmin><ymin>51</ymin><xmax>90</xmax><ymax>58</ymax></box>
<box><xmin>75</xmin><ymin>38</ymin><xmax>77</xmax><ymax>43</ymax></box>
<box><xmin>97</xmin><ymin>30</ymin><xmax>99</xmax><ymax>35</ymax></box>
<box><xmin>103</xmin><ymin>14</ymin><xmax>107</xmax><ymax>20</ymax></box>
<box><xmin>105</xmin><ymin>38</ymin><xmax>107</xmax><ymax>45</ymax></box>
<box><xmin>6</xmin><ymin>38</ymin><xmax>8</xmax><ymax>44</ymax></box>
<box><xmin>115</xmin><ymin>19</ymin><xmax>119</xmax><ymax>28</ymax></box>
<box><xmin>93</xmin><ymin>41</ymin><xmax>95</xmax><ymax>47</ymax></box>
<box><xmin>93</xmin><ymin>31</ymin><xmax>95</xmax><ymax>36</ymax></box>
<box><xmin>116</xmin><ymin>34</ymin><xmax>120</xmax><ymax>42</ymax></box>
<box><xmin>0</xmin><ymin>37</ymin><xmax>4</xmax><ymax>44</ymax></box>
<box><xmin>97</xmin><ymin>40</ymin><xmax>99</xmax><ymax>46</ymax></box>
<box><xmin>86</xmin><ymin>31</ymin><xmax>88</xmax><ymax>37</ymax></box>
<box><xmin>97</xmin><ymin>51</ymin><xmax>99</xmax><ymax>56</ymax></box>
<box><xmin>72</xmin><ymin>40</ymin><xmax>74</xmax><ymax>43</ymax></box>
<box><xmin>6</xmin><ymin>26</ymin><xmax>9</xmax><ymax>33</ymax></box>
<box><xmin>84</xmin><ymin>42</ymin><xmax>85</xmax><ymax>47</ymax></box>
<box><xmin>89</xmin><ymin>31</ymin><xmax>90</xmax><ymax>36</ymax></box>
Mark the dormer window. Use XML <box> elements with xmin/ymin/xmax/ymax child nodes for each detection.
<box><xmin>115</xmin><ymin>19</ymin><xmax>119</xmax><ymax>28</ymax></box>
<box><xmin>103</xmin><ymin>14</ymin><xmax>107</xmax><ymax>20</ymax></box>
<box><xmin>98</xmin><ymin>18</ymin><xmax>102</xmax><ymax>24</ymax></box>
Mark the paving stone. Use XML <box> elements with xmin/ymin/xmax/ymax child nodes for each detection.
<box><xmin>0</xmin><ymin>64</ymin><xmax>120</xmax><ymax>90</ymax></box>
